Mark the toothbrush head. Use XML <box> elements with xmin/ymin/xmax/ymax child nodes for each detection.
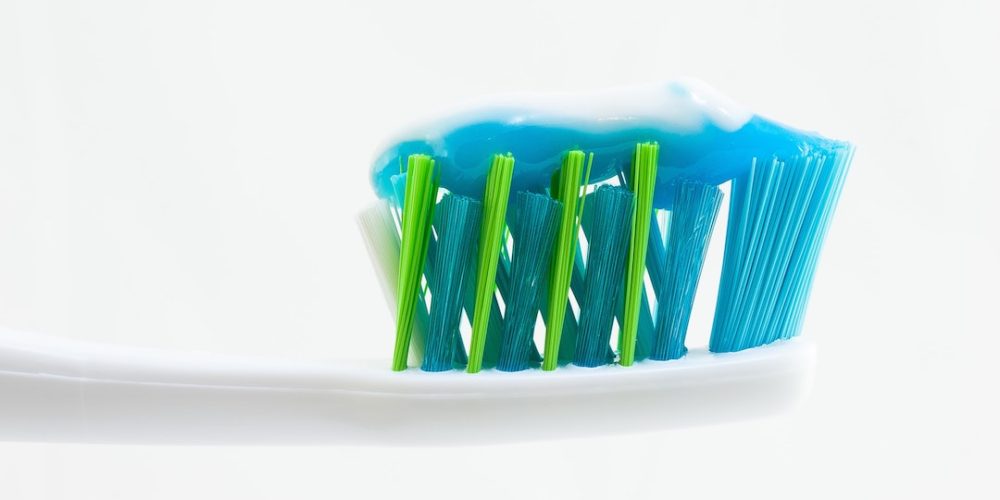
<box><xmin>362</xmin><ymin>81</ymin><xmax>852</xmax><ymax>377</ymax></box>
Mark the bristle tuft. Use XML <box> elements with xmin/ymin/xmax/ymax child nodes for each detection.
<box><xmin>467</xmin><ymin>154</ymin><xmax>515</xmax><ymax>373</ymax></box>
<box><xmin>710</xmin><ymin>151</ymin><xmax>851</xmax><ymax>352</ymax></box>
<box><xmin>392</xmin><ymin>155</ymin><xmax>439</xmax><ymax>371</ymax></box>
<box><xmin>497</xmin><ymin>192</ymin><xmax>561</xmax><ymax>371</ymax></box>
<box><xmin>573</xmin><ymin>186</ymin><xmax>634</xmax><ymax>367</ymax></box>
<box><xmin>542</xmin><ymin>150</ymin><xmax>592</xmax><ymax>371</ymax></box>
<box><xmin>649</xmin><ymin>181</ymin><xmax>723</xmax><ymax>360</ymax></box>
<box><xmin>620</xmin><ymin>142</ymin><xmax>658</xmax><ymax>366</ymax></box>
<box><xmin>423</xmin><ymin>195</ymin><xmax>481</xmax><ymax>371</ymax></box>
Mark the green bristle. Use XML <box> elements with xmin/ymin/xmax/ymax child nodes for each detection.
<box><xmin>542</xmin><ymin>151</ymin><xmax>592</xmax><ymax>371</ymax></box>
<box><xmin>537</xmin><ymin>260</ymin><xmax>581</xmax><ymax>366</ymax></box>
<box><xmin>392</xmin><ymin>154</ymin><xmax>439</xmax><ymax>371</ymax></box>
<box><xmin>497</xmin><ymin>192</ymin><xmax>561</xmax><ymax>371</ymax></box>
<box><xmin>620</xmin><ymin>142</ymin><xmax>658</xmax><ymax>366</ymax></box>
<box><xmin>423</xmin><ymin>194</ymin><xmax>482</xmax><ymax>372</ymax></box>
<box><xmin>613</xmin><ymin>174</ymin><xmax>658</xmax><ymax>362</ymax></box>
<box><xmin>555</xmin><ymin>182</ymin><xmax>597</xmax><ymax>366</ymax></box>
<box><xmin>574</xmin><ymin>186</ymin><xmax>634</xmax><ymax>367</ymax></box>
<box><xmin>547</xmin><ymin>179</ymin><xmax>586</xmax><ymax>366</ymax></box>
<box><xmin>467</xmin><ymin>154</ymin><xmax>515</xmax><ymax>373</ymax></box>
<box><xmin>390</xmin><ymin>174</ymin><xmax>433</xmax><ymax>365</ymax></box>
<box><xmin>614</xmin><ymin>280</ymin><xmax>655</xmax><ymax>361</ymax></box>
<box><xmin>460</xmin><ymin>249</ymin><xmax>514</xmax><ymax>370</ymax></box>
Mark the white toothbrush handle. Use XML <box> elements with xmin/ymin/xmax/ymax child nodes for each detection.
<box><xmin>0</xmin><ymin>327</ymin><xmax>815</xmax><ymax>445</ymax></box>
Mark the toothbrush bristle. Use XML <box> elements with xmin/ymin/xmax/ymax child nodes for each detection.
<box><xmin>366</xmin><ymin>137</ymin><xmax>852</xmax><ymax>372</ymax></box>
<box><xmin>650</xmin><ymin>180</ymin><xmax>724</xmax><ymax>360</ymax></box>
<box><xmin>574</xmin><ymin>186</ymin><xmax>634</xmax><ymax>367</ymax></box>
<box><xmin>423</xmin><ymin>194</ymin><xmax>481</xmax><ymax>371</ymax></box>
<box><xmin>391</xmin><ymin>155</ymin><xmax>439</xmax><ymax>371</ymax></box>
<box><xmin>710</xmin><ymin>150</ymin><xmax>852</xmax><ymax>352</ymax></box>
<box><xmin>467</xmin><ymin>154</ymin><xmax>515</xmax><ymax>373</ymax></box>
<box><xmin>496</xmin><ymin>192</ymin><xmax>561</xmax><ymax>371</ymax></box>
<box><xmin>541</xmin><ymin>151</ymin><xmax>592</xmax><ymax>371</ymax></box>
<box><xmin>619</xmin><ymin>142</ymin><xmax>659</xmax><ymax>366</ymax></box>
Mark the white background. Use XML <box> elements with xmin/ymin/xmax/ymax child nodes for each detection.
<box><xmin>1</xmin><ymin>0</ymin><xmax>998</xmax><ymax>498</ymax></box>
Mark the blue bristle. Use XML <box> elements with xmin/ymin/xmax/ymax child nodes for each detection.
<box><xmin>775</xmin><ymin>151</ymin><xmax>852</xmax><ymax>341</ymax></box>
<box><xmin>574</xmin><ymin>186</ymin><xmax>634</xmax><ymax>367</ymax></box>
<box><xmin>497</xmin><ymin>192</ymin><xmax>562</xmax><ymax>371</ymax></box>
<box><xmin>563</xmin><ymin>204</ymin><xmax>594</xmax><ymax>362</ymax></box>
<box><xmin>428</xmin><ymin>224</ymin><xmax>471</xmax><ymax>368</ymax></box>
<box><xmin>577</xmin><ymin>196</ymin><xmax>614</xmax><ymax>362</ymax></box>
<box><xmin>710</xmin><ymin>150</ymin><xmax>852</xmax><ymax>352</ymax></box>
<box><xmin>649</xmin><ymin>180</ymin><xmax>723</xmax><ymax>360</ymax></box>
<box><xmin>423</xmin><ymin>194</ymin><xmax>482</xmax><ymax>371</ymax></box>
<box><xmin>496</xmin><ymin>251</ymin><xmax>544</xmax><ymax>364</ymax></box>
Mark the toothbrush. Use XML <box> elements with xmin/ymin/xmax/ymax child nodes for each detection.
<box><xmin>0</xmin><ymin>80</ymin><xmax>851</xmax><ymax>445</ymax></box>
